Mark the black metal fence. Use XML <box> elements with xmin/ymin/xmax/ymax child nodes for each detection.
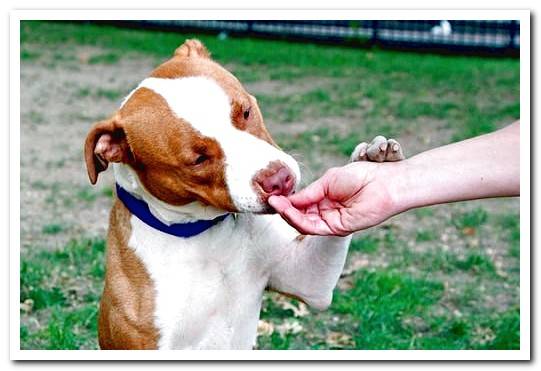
<box><xmin>104</xmin><ymin>20</ymin><xmax>520</xmax><ymax>57</ymax></box>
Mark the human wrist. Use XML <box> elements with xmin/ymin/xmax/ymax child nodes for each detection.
<box><xmin>380</xmin><ymin>159</ymin><xmax>417</xmax><ymax>216</ymax></box>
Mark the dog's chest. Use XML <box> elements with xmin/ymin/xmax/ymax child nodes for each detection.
<box><xmin>127</xmin><ymin>215</ymin><xmax>269</xmax><ymax>349</ymax></box>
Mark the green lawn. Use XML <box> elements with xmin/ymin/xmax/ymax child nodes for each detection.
<box><xmin>20</xmin><ymin>21</ymin><xmax>520</xmax><ymax>350</ymax></box>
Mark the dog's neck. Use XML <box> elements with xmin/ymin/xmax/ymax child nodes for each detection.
<box><xmin>113</xmin><ymin>163</ymin><xmax>229</xmax><ymax>224</ymax></box>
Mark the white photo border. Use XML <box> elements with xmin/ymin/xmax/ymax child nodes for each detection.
<box><xmin>10</xmin><ymin>8</ymin><xmax>531</xmax><ymax>361</ymax></box>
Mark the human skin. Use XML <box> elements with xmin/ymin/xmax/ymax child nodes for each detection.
<box><xmin>269</xmin><ymin>121</ymin><xmax>520</xmax><ymax>236</ymax></box>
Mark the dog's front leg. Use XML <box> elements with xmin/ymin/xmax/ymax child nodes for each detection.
<box><xmin>267</xmin><ymin>136</ymin><xmax>405</xmax><ymax>310</ymax></box>
<box><xmin>267</xmin><ymin>232</ymin><xmax>351</xmax><ymax>310</ymax></box>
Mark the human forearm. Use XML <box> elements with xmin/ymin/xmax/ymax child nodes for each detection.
<box><xmin>270</xmin><ymin>122</ymin><xmax>519</xmax><ymax>236</ymax></box>
<box><xmin>389</xmin><ymin>121</ymin><xmax>520</xmax><ymax>214</ymax></box>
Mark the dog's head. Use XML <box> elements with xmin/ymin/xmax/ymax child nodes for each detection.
<box><xmin>84</xmin><ymin>39</ymin><xmax>300</xmax><ymax>214</ymax></box>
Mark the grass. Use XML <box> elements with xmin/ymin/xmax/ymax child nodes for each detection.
<box><xmin>414</xmin><ymin>207</ymin><xmax>435</xmax><ymax>218</ymax></box>
<box><xmin>497</xmin><ymin>213</ymin><xmax>520</xmax><ymax>258</ymax></box>
<box><xmin>19</xmin><ymin>21</ymin><xmax>520</xmax><ymax>350</ymax></box>
<box><xmin>88</xmin><ymin>52</ymin><xmax>121</xmax><ymax>65</ymax></box>
<box><xmin>100</xmin><ymin>186</ymin><xmax>114</xmax><ymax>198</ymax></box>
<box><xmin>27</xmin><ymin>110</ymin><xmax>45</xmax><ymax>125</ymax></box>
<box><xmin>95</xmin><ymin>88</ymin><xmax>123</xmax><ymax>101</ymax></box>
<box><xmin>257</xmin><ymin>263</ymin><xmax>518</xmax><ymax>350</ymax></box>
<box><xmin>350</xmin><ymin>235</ymin><xmax>380</xmax><ymax>254</ymax></box>
<box><xmin>76</xmin><ymin>187</ymin><xmax>98</xmax><ymax>202</ymax></box>
<box><xmin>20</xmin><ymin>49</ymin><xmax>41</xmax><ymax>60</ymax></box>
<box><xmin>452</xmin><ymin>207</ymin><xmax>488</xmax><ymax>237</ymax></box>
<box><xmin>332</xmin><ymin>270</ymin><xmax>445</xmax><ymax>349</ymax></box>
<box><xmin>454</xmin><ymin>252</ymin><xmax>496</xmax><ymax>275</ymax></box>
<box><xmin>20</xmin><ymin>239</ymin><xmax>104</xmax><ymax>349</ymax></box>
<box><xmin>76</xmin><ymin>87</ymin><xmax>123</xmax><ymax>101</ymax></box>
<box><xmin>42</xmin><ymin>223</ymin><xmax>64</xmax><ymax>235</ymax></box>
<box><xmin>416</xmin><ymin>229</ymin><xmax>437</xmax><ymax>242</ymax></box>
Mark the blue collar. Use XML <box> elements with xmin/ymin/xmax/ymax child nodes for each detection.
<box><xmin>115</xmin><ymin>183</ymin><xmax>229</xmax><ymax>238</ymax></box>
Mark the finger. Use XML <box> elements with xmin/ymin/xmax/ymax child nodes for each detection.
<box><xmin>306</xmin><ymin>203</ymin><xmax>320</xmax><ymax>215</ymax></box>
<box><xmin>282</xmin><ymin>206</ymin><xmax>334</xmax><ymax>235</ymax></box>
<box><xmin>287</xmin><ymin>178</ymin><xmax>327</xmax><ymax>208</ymax></box>
<box><xmin>320</xmin><ymin>208</ymin><xmax>351</xmax><ymax>236</ymax></box>
<box><xmin>268</xmin><ymin>195</ymin><xmax>291</xmax><ymax>213</ymax></box>
<box><xmin>269</xmin><ymin>196</ymin><xmax>333</xmax><ymax>235</ymax></box>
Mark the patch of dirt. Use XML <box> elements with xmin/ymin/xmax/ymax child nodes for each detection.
<box><xmin>20</xmin><ymin>47</ymin><xmax>157</xmax><ymax>251</ymax></box>
<box><xmin>394</xmin><ymin>117</ymin><xmax>455</xmax><ymax>156</ymax></box>
<box><xmin>268</xmin><ymin>109</ymin><xmax>373</xmax><ymax>137</ymax></box>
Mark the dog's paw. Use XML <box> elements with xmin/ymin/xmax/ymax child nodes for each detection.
<box><xmin>350</xmin><ymin>136</ymin><xmax>405</xmax><ymax>163</ymax></box>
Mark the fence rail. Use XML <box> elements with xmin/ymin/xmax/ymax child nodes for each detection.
<box><xmin>100</xmin><ymin>20</ymin><xmax>520</xmax><ymax>57</ymax></box>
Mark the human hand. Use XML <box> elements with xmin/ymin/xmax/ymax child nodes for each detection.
<box><xmin>269</xmin><ymin>121</ymin><xmax>520</xmax><ymax>236</ymax></box>
<box><xmin>268</xmin><ymin>161</ymin><xmax>401</xmax><ymax>236</ymax></box>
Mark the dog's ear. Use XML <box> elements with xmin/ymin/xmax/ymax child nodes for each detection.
<box><xmin>174</xmin><ymin>39</ymin><xmax>211</xmax><ymax>59</ymax></box>
<box><xmin>84</xmin><ymin>116</ymin><xmax>133</xmax><ymax>185</ymax></box>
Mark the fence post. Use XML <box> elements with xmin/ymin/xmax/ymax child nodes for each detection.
<box><xmin>508</xmin><ymin>20</ymin><xmax>518</xmax><ymax>49</ymax></box>
<box><xmin>371</xmin><ymin>20</ymin><xmax>379</xmax><ymax>47</ymax></box>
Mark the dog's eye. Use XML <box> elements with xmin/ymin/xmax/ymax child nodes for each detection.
<box><xmin>194</xmin><ymin>154</ymin><xmax>208</xmax><ymax>165</ymax></box>
<box><xmin>243</xmin><ymin>108</ymin><xmax>250</xmax><ymax>120</ymax></box>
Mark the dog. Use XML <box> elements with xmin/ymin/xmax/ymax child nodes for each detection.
<box><xmin>84</xmin><ymin>39</ymin><xmax>404</xmax><ymax>350</ymax></box>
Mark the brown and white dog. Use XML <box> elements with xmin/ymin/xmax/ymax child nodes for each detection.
<box><xmin>84</xmin><ymin>39</ymin><xmax>404</xmax><ymax>350</ymax></box>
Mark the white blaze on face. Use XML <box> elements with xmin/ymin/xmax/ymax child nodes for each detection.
<box><xmin>134</xmin><ymin>77</ymin><xmax>301</xmax><ymax>213</ymax></box>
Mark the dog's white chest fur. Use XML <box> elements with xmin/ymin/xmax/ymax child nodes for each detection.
<box><xmin>128</xmin><ymin>214</ymin><xmax>274</xmax><ymax>349</ymax></box>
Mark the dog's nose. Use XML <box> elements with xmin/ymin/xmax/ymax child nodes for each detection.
<box><xmin>257</xmin><ymin>166</ymin><xmax>295</xmax><ymax>196</ymax></box>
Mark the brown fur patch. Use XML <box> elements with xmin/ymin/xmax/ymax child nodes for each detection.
<box><xmin>84</xmin><ymin>116</ymin><xmax>134</xmax><ymax>185</ymax></box>
<box><xmin>118</xmin><ymin>87</ymin><xmax>236</xmax><ymax>211</ymax></box>
<box><xmin>151</xmin><ymin>53</ymin><xmax>276</xmax><ymax>146</ymax></box>
<box><xmin>98</xmin><ymin>199</ymin><xmax>159</xmax><ymax>349</ymax></box>
<box><xmin>174</xmin><ymin>39</ymin><xmax>211</xmax><ymax>59</ymax></box>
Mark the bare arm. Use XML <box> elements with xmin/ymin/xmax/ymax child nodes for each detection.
<box><xmin>270</xmin><ymin>121</ymin><xmax>520</xmax><ymax>235</ymax></box>
<box><xmin>391</xmin><ymin>121</ymin><xmax>519</xmax><ymax>213</ymax></box>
